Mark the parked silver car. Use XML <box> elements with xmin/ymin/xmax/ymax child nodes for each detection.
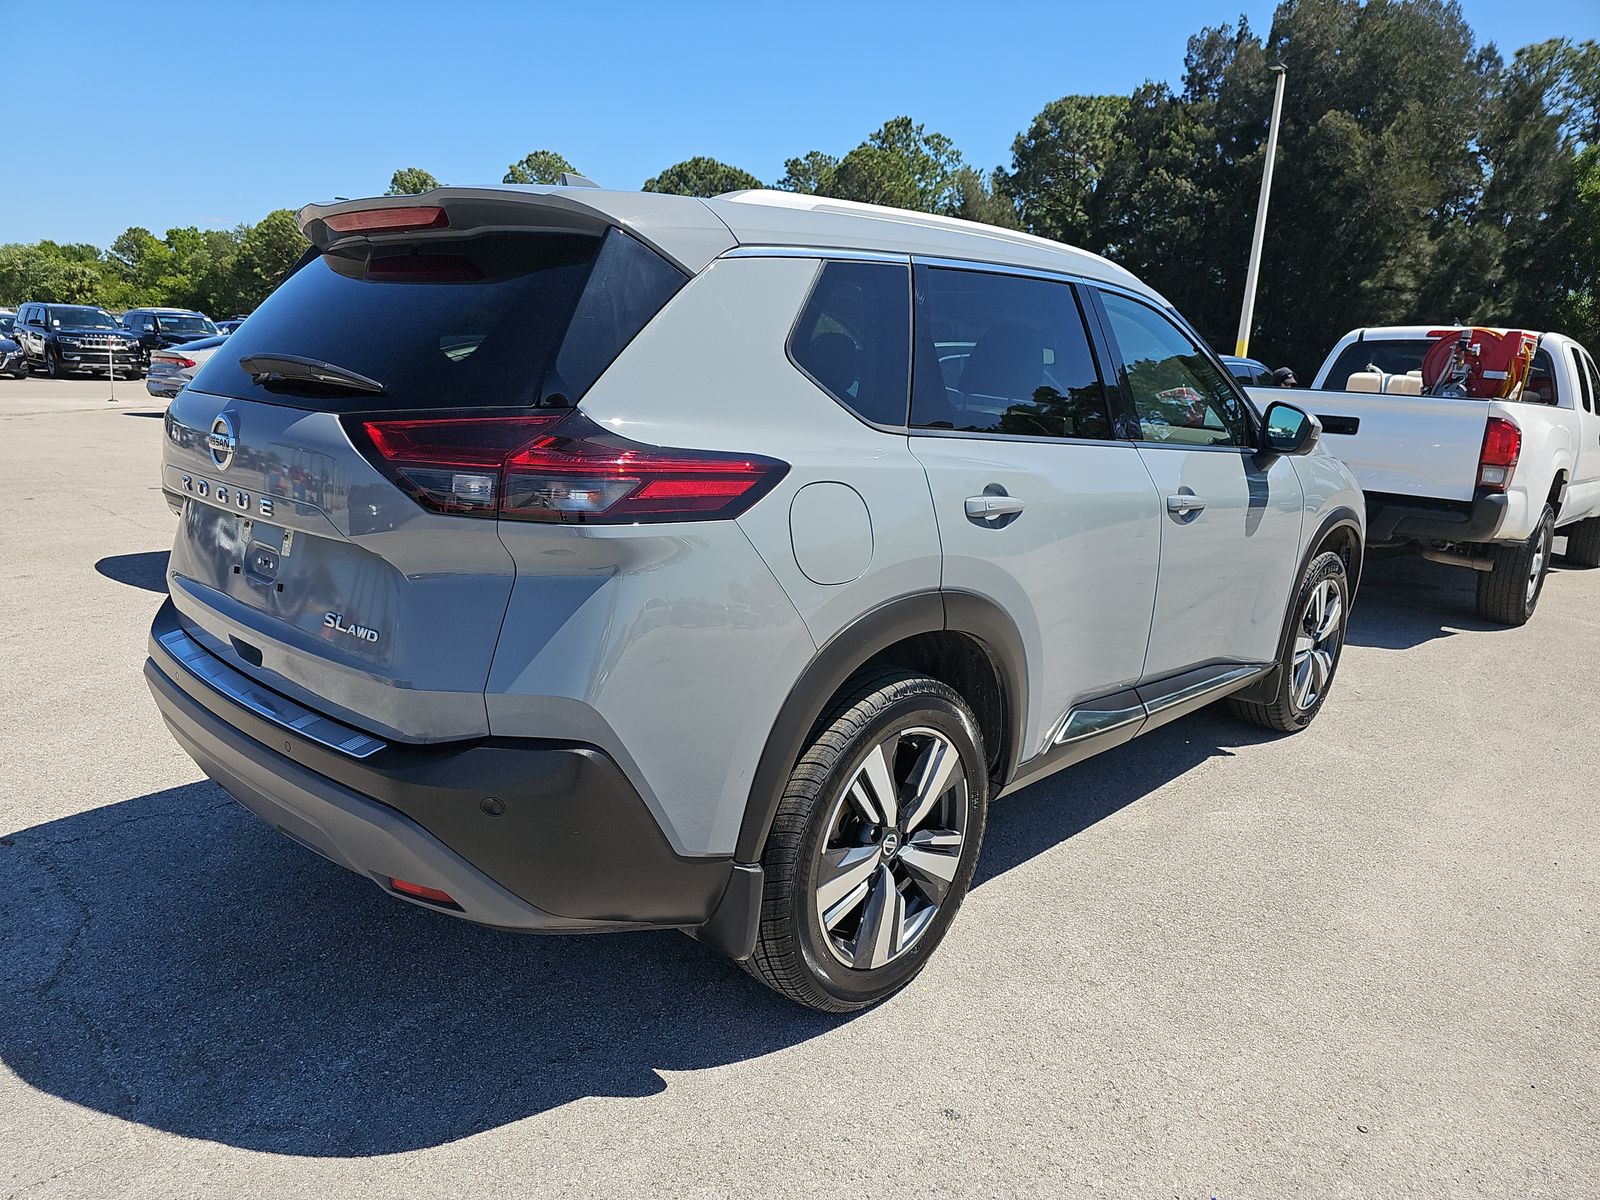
<box><xmin>145</xmin><ymin>186</ymin><xmax>1364</xmax><ymax>1011</ymax></box>
<box><xmin>145</xmin><ymin>335</ymin><xmax>228</xmax><ymax>398</ymax></box>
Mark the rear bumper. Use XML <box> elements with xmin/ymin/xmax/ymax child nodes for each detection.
<box><xmin>1365</xmin><ymin>490</ymin><xmax>1509</xmax><ymax>545</ymax></box>
<box><xmin>145</xmin><ymin>599</ymin><xmax>761</xmax><ymax>949</ymax></box>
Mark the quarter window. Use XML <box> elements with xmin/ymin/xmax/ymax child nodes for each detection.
<box><xmin>789</xmin><ymin>260</ymin><xmax>911</xmax><ymax>427</ymax></box>
<box><xmin>1582</xmin><ymin>350</ymin><xmax>1600</xmax><ymax>411</ymax></box>
<box><xmin>1099</xmin><ymin>292</ymin><xmax>1253</xmax><ymax>447</ymax></box>
<box><xmin>910</xmin><ymin>267</ymin><xmax>1112</xmax><ymax>440</ymax></box>
<box><xmin>1570</xmin><ymin>347</ymin><xmax>1594</xmax><ymax>413</ymax></box>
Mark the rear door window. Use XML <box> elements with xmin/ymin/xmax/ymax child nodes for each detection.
<box><xmin>191</xmin><ymin>231</ymin><xmax>608</xmax><ymax>412</ymax></box>
<box><xmin>910</xmin><ymin>266</ymin><xmax>1112</xmax><ymax>440</ymax></box>
<box><xmin>789</xmin><ymin>260</ymin><xmax>911</xmax><ymax>427</ymax></box>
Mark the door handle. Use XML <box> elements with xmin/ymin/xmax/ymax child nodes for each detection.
<box><xmin>965</xmin><ymin>494</ymin><xmax>1026</xmax><ymax>521</ymax></box>
<box><xmin>1166</xmin><ymin>494</ymin><xmax>1208</xmax><ymax>514</ymax></box>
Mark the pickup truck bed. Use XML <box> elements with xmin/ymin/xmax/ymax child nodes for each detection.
<box><xmin>1267</xmin><ymin>328</ymin><xmax>1600</xmax><ymax>625</ymax></box>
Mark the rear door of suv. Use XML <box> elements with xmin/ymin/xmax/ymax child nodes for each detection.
<box><xmin>907</xmin><ymin>263</ymin><xmax>1163</xmax><ymax>761</ymax></box>
<box><xmin>161</xmin><ymin>213</ymin><xmax>688</xmax><ymax>742</ymax></box>
<box><xmin>1089</xmin><ymin>288</ymin><xmax>1305</xmax><ymax>681</ymax></box>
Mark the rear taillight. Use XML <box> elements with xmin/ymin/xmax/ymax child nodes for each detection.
<box><xmin>323</xmin><ymin>205</ymin><xmax>448</xmax><ymax>234</ymax></box>
<box><xmin>1478</xmin><ymin>416</ymin><xmax>1521</xmax><ymax>491</ymax></box>
<box><xmin>345</xmin><ymin>411</ymin><xmax>788</xmax><ymax>524</ymax></box>
<box><xmin>154</xmin><ymin>354</ymin><xmax>197</xmax><ymax>369</ymax></box>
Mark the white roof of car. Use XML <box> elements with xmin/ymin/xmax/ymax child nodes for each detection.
<box><xmin>704</xmin><ymin>189</ymin><xmax>1162</xmax><ymax>300</ymax></box>
<box><xmin>300</xmin><ymin>185</ymin><xmax>1169</xmax><ymax>306</ymax></box>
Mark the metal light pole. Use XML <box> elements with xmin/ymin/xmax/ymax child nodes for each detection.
<box><xmin>1235</xmin><ymin>63</ymin><xmax>1288</xmax><ymax>359</ymax></box>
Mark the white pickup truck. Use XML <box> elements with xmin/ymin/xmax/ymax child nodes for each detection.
<box><xmin>1277</xmin><ymin>325</ymin><xmax>1600</xmax><ymax>625</ymax></box>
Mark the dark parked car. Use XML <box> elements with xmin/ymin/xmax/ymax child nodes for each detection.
<box><xmin>0</xmin><ymin>333</ymin><xmax>25</xmax><ymax>377</ymax></box>
<box><xmin>12</xmin><ymin>302</ymin><xmax>143</xmax><ymax>379</ymax></box>
<box><xmin>215</xmin><ymin>316</ymin><xmax>247</xmax><ymax>335</ymax></box>
<box><xmin>122</xmin><ymin>308</ymin><xmax>219</xmax><ymax>361</ymax></box>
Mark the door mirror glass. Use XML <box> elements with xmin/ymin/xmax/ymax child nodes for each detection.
<box><xmin>1262</xmin><ymin>401</ymin><xmax>1321</xmax><ymax>455</ymax></box>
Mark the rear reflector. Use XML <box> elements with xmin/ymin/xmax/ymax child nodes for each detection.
<box><xmin>323</xmin><ymin>205</ymin><xmax>449</xmax><ymax>234</ymax></box>
<box><xmin>1478</xmin><ymin>416</ymin><xmax>1521</xmax><ymax>492</ymax></box>
<box><xmin>345</xmin><ymin>410</ymin><xmax>788</xmax><ymax>524</ymax></box>
<box><xmin>390</xmin><ymin>878</ymin><xmax>457</xmax><ymax>905</ymax></box>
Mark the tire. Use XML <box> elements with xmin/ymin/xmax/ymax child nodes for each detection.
<box><xmin>744</xmin><ymin>670</ymin><xmax>989</xmax><ymax>1013</ymax></box>
<box><xmin>1563</xmin><ymin>516</ymin><xmax>1600</xmax><ymax>569</ymax></box>
<box><xmin>1476</xmin><ymin>504</ymin><xmax>1554</xmax><ymax>626</ymax></box>
<box><xmin>44</xmin><ymin>349</ymin><xmax>60</xmax><ymax>379</ymax></box>
<box><xmin>1229</xmin><ymin>549</ymin><xmax>1350</xmax><ymax>733</ymax></box>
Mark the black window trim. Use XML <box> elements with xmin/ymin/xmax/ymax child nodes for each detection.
<box><xmin>1086</xmin><ymin>284</ymin><xmax>1263</xmax><ymax>453</ymax></box>
<box><xmin>783</xmin><ymin>256</ymin><xmax>915</xmax><ymax>434</ymax></box>
<box><xmin>1568</xmin><ymin>343</ymin><xmax>1594</xmax><ymax>413</ymax></box>
<box><xmin>906</xmin><ymin>259</ymin><xmax>1128</xmax><ymax>447</ymax></box>
<box><xmin>1580</xmin><ymin>346</ymin><xmax>1600</xmax><ymax>413</ymax></box>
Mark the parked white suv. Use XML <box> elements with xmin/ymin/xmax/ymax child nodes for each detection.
<box><xmin>1309</xmin><ymin>325</ymin><xmax>1600</xmax><ymax>624</ymax></box>
<box><xmin>144</xmin><ymin>186</ymin><xmax>1365</xmax><ymax>1011</ymax></box>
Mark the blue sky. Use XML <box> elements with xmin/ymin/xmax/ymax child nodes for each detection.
<box><xmin>2</xmin><ymin>0</ymin><xmax>1595</xmax><ymax>247</ymax></box>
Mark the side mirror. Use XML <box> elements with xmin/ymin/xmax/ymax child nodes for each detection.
<box><xmin>1262</xmin><ymin>401</ymin><xmax>1321</xmax><ymax>456</ymax></box>
<box><xmin>51</xmin><ymin>318</ymin><xmax>61</xmax><ymax>328</ymax></box>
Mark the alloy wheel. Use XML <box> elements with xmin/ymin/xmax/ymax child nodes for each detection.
<box><xmin>1291</xmin><ymin>578</ymin><xmax>1343</xmax><ymax>711</ymax></box>
<box><xmin>813</xmin><ymin>726</ymin><xmax>968</xmax><ymax>970</ymax></box>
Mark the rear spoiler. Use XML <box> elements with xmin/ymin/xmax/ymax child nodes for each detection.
<box><xmin>296</xmin><ymin>186</ymin><xmax>736</xmax><ymax>275</ymax></box>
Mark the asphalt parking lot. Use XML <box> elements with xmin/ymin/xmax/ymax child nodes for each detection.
<box><xmin>1</xmin><ymin>376</ymin><xmax>1595</xmax><ymax>1198</ymax></box>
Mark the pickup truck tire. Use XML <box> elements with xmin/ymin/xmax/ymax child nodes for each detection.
<box><xmin>1476</xmin><ymin>504</ymin><xmax>1554</xmax><ymax>626</ymax></box>
<box><xmin>744</xmin><ymin>670</ymin><xmax>988</xmax><ymax>1013</ymax></box>
<box><xmin>1563</xmin><ymin>517</ymin><xmax>1600</xmax><ymax>568</ymax></box>
<box><xmin>1230</xmin><ymin>550</ymin><xmax>1349</xmax><ymax>733</ymax></box>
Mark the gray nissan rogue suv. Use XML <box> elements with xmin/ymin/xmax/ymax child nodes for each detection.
<box><xmin>145</xmin><ymin>186</ymin><xmax>1364</xmax><ymax>1012</ymax></box>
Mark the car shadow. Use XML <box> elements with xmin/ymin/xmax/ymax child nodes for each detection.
<box><xmin>1343</xmin><ymin>553</ymin><xmax>1498</xmax><ymax>649</ymax></box>
<box><xmin>95</xmin><ymin>550</ymin><xmax>169</xmax><ymax>594</ymax></box>
<box><xmin>1347</xmin><ymin>541</ymin><xmax>1588</xmax><ymax>650</ymax></box>
<box><xmin>0</xmin><ymin>712</ymin><xmax>1260</xmax><ymax>1156</ymax></box>
<box><xmin>121</xmin><ymin>410</ymin><xmax>166</xmax><ymax>418</ymax></box>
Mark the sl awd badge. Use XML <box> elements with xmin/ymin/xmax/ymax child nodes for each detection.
<box><xmin>324</xmin><ymin>612</ymin><xmax>380</xmax><ymax>643</ymax></box>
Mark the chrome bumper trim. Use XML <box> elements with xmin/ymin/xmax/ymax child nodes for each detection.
<box><xmin>155</xmin><ymin>625</ymin><xmax>386</xmax><ymax>760</ymax></box>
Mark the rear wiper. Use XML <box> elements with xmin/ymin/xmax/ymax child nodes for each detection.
<box><xmin>238</xmin><ymin>353</ymin><xmax>385</xmax><ymax>395</ymax></box>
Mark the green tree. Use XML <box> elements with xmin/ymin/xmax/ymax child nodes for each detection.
<box><xmin>1562</xmin><ymin>145</ymin><xmax>1600</xmax><ymax>349</ymax></box>
<box><xmin>230</xmin><ymin>210</ymin><xmax>307</xmax><ymax>312</ymax></box>
<box><xmin>999</xmin><ymin>95</ymin><xmax>1127</xmax><ymax>244</ymax></box>
<box><xmin>777</xmin><ymin>150</ymin><xmax>838</xmax><ymax>194</ymax></box>
<box><xmin>947</xmin><ymin>167</ymin><xmax>1023</xmax><ymax>230</ymax></box>
<box><xmin>503</xmin><ymin>150</ymin><xmax>577</xmax><ymax>185</ymax></box>
<box><xmin>642</xmin><ymin>156</ymin><xmax>763</xmax><ymax>197</ymax></box>
<box><xmin>0</xmin><ymin>244</ymin><xmax>104</xmax><ymax>306</ymax></box>
<box><xmin>825</xmin><ymin>117</ymin><xmax>965</xmax><ymax>212</ymax></box>
<box><xmin>386</xmin><ymin>167</ymin><xmax>440</xmax><ymax>195</ymax></box>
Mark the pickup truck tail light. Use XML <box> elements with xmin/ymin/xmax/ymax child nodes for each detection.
<box><xmin>345</xmin><ymin>410</ymin><xmax>789</xmax><ymax>523</ymax></box>
<box><xmin>1477</xmin><ymin>416</ymin><xmax>1521</xmax><ymax>491</ymax></box>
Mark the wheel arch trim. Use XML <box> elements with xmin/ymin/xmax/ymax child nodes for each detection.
<box><xmin>1234</xmin><ymin>505</ymin><xmax>1363</xmax><ymax>706</ymax></box>
<box><xmin>733</xmin><ymin>590</ymin><xmax>1028</xmax><ymax>863</ymax></box>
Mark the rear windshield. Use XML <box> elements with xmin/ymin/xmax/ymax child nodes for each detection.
<box><xmin>190</xmin><ymin>229</ymin><xmax>684</xmax><ymax>413</ymax></box>
<box><xmin>1318</xmin><ymin>339</ymin><xmax>1433</xmax><ymax>389</ymax></box>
